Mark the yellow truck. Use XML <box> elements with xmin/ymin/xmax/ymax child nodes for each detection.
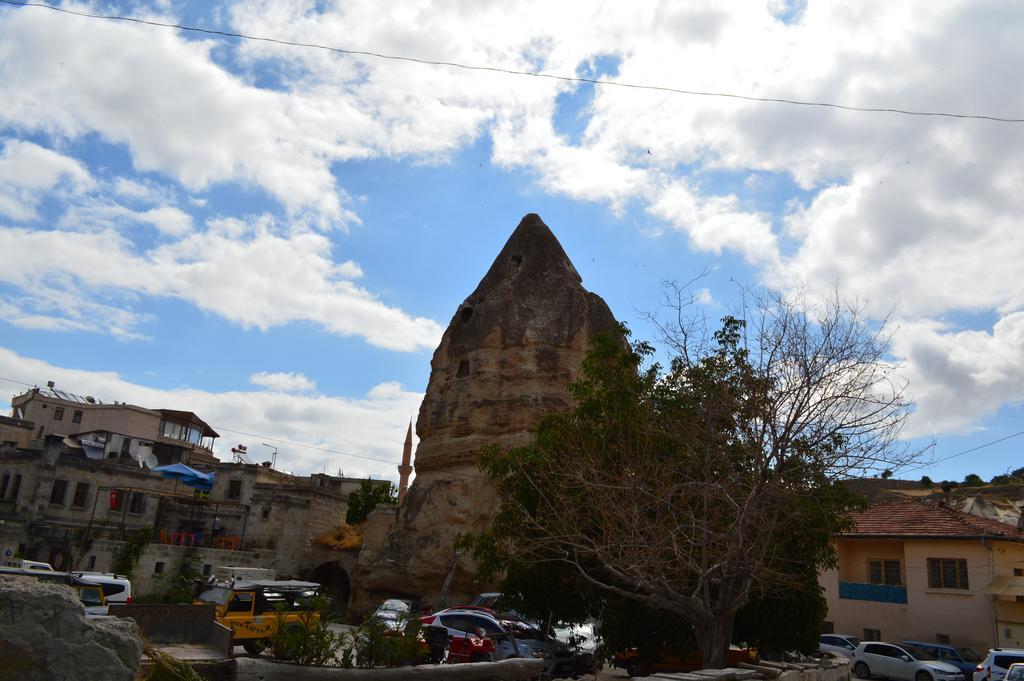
<box><xmin>194</xmin><ymin>579</ymin><xmax>322</xmax><ymax>654</ymax></box>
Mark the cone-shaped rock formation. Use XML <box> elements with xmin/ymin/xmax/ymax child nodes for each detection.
<box><xmin>352</xmin><ymin>213</ymin><xmax>620</xmax><ymax>608</ymax></box>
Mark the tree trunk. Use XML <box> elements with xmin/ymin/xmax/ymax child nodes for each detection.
<box><xmin>696</xmin><ymin>612</ymin><xmax>735</xmax><ymax>669</ymax></box>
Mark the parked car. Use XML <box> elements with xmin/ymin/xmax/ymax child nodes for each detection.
<box><xmin>194</xmin><ymin>579</ymin><xmax>322</xmax><ymax>655</ymax></box>
<box><xmin>498</xmin><ymin>615</ymin><xmax>575</xmax><ymax>680</ymax></box>
<box><xmin>852</xmin><ymin>642</ymin><xmax>964</xmax><ymax>681</ymax></box>
<box><xmin>420</xmin><ymin>607</ymin><xmax>522</xmax><ymax>661</ymax></box>
<box><xmin>902</xmin><ymin>641</ymin><xmax>981</xmax><ymax>678</ymax></box>
<box><xmin>553</xmin><ymin>622</ymin><xmax>599</xmax><ymax>676</ymax></box>
<box><xmin>71</xmin><ymin>572</ymin><xmax>132</xmax><ymax>605</ymax></box>
<box><xmin>821</xmin><ymin>634</ymin><xmax>863</xmax><ymax>658</ymax></box>
<box><xmin>974</xmin><ymin>650</ymin><xmax>1024</xmax><ymax>681</ymax></box>
<box><xmin>375</xmin><ymin>598</ymin><xmax>417</xmax><ymax>616</ymax></box>
<box><xmin>371</xmin><ymin>608</ymin><xmax>406</xmax><ymax>633</ymax></box>
<box><xmin>1004</xmin><ymin>664</ymin><xmax>1024</xmax><ymax>681</ymax></box>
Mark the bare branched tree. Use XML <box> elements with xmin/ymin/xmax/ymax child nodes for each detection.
<box><xmin>480</xmin><ymin>287</ymin><xmax>917</xmax><ymax>667</ymax></box>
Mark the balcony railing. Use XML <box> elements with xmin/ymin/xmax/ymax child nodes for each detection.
<box><xmin>839</xmin><ymin>581</ymin><xmax>908</xmax><ymax>604</ymax></box>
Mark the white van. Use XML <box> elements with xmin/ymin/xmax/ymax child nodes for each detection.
<box><xmin>2</xmin><ymin>559</ymin><xmax>55</xmax><ymax>571</ymax></box>
<box><xmin>71</xmin><ymin>572</ymin><xmax>132</xmax><ymax>604</ymax></box>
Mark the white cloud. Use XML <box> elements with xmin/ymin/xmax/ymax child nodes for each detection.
<box><xmin>250</xmin><ymin>371</ymin><xmax>317</xmax><ymax>393</ymax></box>
<box><xmin>0</xmin><ymin>139</ymin><xmax>92</xmax><ymax>221</ymax></box>
<box><xmin>894</xmin><ymin>314</ymin><xmax>1024</xmax><ymax>437</ymax></box>
<box><xmin>0</xmin><ymin>217</ymin><xmax>442</xmax><ymax>351</ymax></box>
<box><xmin>2</xmin><ymin>0</ymin><xmax>1023</xmax><ymax>437</ymax></box>
<box><xmin>0</xmin><ymin>347</ymin><xmax>420</xmax><ymax>480</ymax></box>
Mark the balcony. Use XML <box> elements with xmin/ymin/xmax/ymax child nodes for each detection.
<box><xmin>839</xmin><ymin>581</ymin><xmax>908</xmax><ymax>604</ymax></box>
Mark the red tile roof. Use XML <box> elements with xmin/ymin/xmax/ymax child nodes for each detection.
<box><xmin>843</xmin><ymin>500</ymin><xmax>1023</xmax><ymax>540</ymax></box>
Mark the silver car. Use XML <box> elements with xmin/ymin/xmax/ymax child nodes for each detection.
<box><xmin>821</xmin><ymin>634</ymin><xmax>863</xmax><ymax>658</ymax></box>
<box><xmin>853</xmin><ymin>642</ymin><xmax>964</xmax><ymax>681</ymax></box>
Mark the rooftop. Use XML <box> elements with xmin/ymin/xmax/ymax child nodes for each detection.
<box><xmin>843</xmin><ymin>499</ymin><xmax>1023</xmax><ymax>540</ymax></box>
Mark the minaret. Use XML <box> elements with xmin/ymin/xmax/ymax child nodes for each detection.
<box><xmin>397</xmin><ymin>421</ymin><xmax>413</xmax><ymax>505</ymax></box>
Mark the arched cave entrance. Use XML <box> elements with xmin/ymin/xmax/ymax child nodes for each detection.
<box><xmin>309</xmin><ymin>561</ymin><xmax>351</xmax><ymax>615</ymax></box>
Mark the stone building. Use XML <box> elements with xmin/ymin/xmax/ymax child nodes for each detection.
<box><xmin>0</xmin><ymin>388</ymin><xmax>384</xmax><ymax>605</ymax></box>
<box><xmin>352</xmin><ymin>213</ymin><xmax>621</xmax><ymax>611</ymax></box>
<box><xmin>11</xmin><ymin>385</ymin><xmax>218</xmax><ymax>466</ymax></box>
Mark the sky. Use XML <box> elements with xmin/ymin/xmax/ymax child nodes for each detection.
<box><xmin>1</xmin><ymin>0</ymin><xmax>1023</xmax><ymax>484</ymax></box>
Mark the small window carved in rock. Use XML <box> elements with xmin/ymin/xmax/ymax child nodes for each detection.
<box><xmin>509</xmin><ymin>254</ymin><xmax>523</xmax><ymax>273</ymax></box>
<box><xmin>460</xmin><ymin>306</ymin><xmax>473</xmax><ymax>322</ymax></box>
<box><xmin>456</xmin><ymin>360</ymin><xmax>470</xmax><ymax>378</ymax></box>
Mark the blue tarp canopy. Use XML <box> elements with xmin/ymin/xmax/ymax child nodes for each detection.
<box><xmin>152</xmin><ymin>463</ymin><xmax>216</xmax><ymax>491</ymax></box>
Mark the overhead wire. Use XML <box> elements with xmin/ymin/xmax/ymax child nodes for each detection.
<box><xmin>1</xmin><ymin>0</ymin><xmax>1023</xmax><ymax>124</ymax></box>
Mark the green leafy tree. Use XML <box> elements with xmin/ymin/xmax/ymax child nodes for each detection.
<box><xmin>963</xmin><ymin>473</ymin><xmax>985</xmax><ymax>487</ymax></box>
<box><xmin>345</xmin><ymin>479</ymin><xmax>397</xmax><ymax>525</ymax></box>
<box><xmin>154</xmin><ymin>549</ymin><xmax>203</xmax><ymax>604</ymax></box>
<box><xmin>471</xmin><ymin>289</ymin><xmax>912</xmax><ymax>668</ymax></box>
<box><xmin>920</xmin><ymin>475</ymin><xmax>933</xmax><ymax>487</ymax></box>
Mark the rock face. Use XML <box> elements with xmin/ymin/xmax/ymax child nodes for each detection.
<box><xmin>353</xmin><ymin>213</ymin><xmax>620</xmax><ymax>608</ymax></box>
<box><xmin>0</xmin><ymin>575</ymin><xmax>142</xmax><ymax>681</ymax></box>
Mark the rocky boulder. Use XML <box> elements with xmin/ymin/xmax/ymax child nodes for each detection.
<box><xmin>0</xmin><ymin>575</ymin><xmax>142</xmax><ymax>681</ymax></box>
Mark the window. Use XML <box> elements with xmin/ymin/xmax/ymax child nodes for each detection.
<box><xmin>49</xmin><ymin>479</ymin><xmax>68</xmax><ymax>506</ymax></box>
<box><xmin>72</xmin><ymin>410</ymin><xmax>82</xmax><ymax>424</ymax></box>
<box><xmin>71</xmin><ymin>482</ymin><xmax>90</xmax><ymax>508</ymax></box>
<box><xmin>823</xmin><ymin>621</ymin><xmax>834</xmax><ymax>634</ymax></box>
<box><xmin>864</xmin><ymin>629</ymin><xmax>882</xmax><ymax>642</ymax></box>
<box><xmin>868</xmin><ymin>559</ymin><xmax>902</xmax><ymax>585</ymax></box>
<box><xmin>120</xmin><ymin>438</ymin><xmax>132</xmax><ymax>458</ymax></box>
<box><xmin>261</xmin><ymin>507</ymin><xmax>271</xmax><ymax>519</ymax></box>
<box><xmin>53</xmin><ymin>407</ymin><xmax>64</xmax><ymax>421</ymax></box>
<box><xmin>928</xmin><ymin>558</ymin><xmax>969</xmax><ymax>589</ymax></box>
<box><xmin>0</xmin><ymin>473</ymin><xmax>8</xmax><ymax>499</ymax></box>
<box><xmin>128</xmin><ymin>492</ymin><xmax>145</xmax><ymax>514</ymax></box>
<box><xmin>9</xmin><ymin>474</ymin><xmax>21</xmax><ymax>500</ymax></box>
<box><xmin>153</xmin><ymin>561</ymin><xmax>165</xmax><ymax>575</ymax></box>
<box><xmin>86</xmin><ymin>555</ymin><xmax>96</xmax><ymax>570</ymax></box>
<box><xmin>227</xmin><ymin>592</ymin><xmax>254</xmax><ymax>613</ymax></box>
<box><xmin>202</xmin><ymin>564</ymin><xmax>212</xmax><ymax>576</ymax></box>
<box><xmin>1014</xmin><ymin>568</ymin><xmax>1023</xmax><ymax>577</ymax></box>
<box><xmin>227</xmin><ymin>480</ymin><xmax>242</xmax><ymax>500</ymax></box>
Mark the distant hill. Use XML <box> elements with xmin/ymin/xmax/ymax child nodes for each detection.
<box><xmin>841</xmin><ymin>478</ymin><xmax>1024</xmax><ymax>527</ymax></box>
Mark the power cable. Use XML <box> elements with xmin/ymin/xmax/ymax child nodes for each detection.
<box><xmin>898</xmin><ymin>430</ymin><xmax>1024</xmax><ymax>475</ymax></box>
<box><xmin>1</xmin><ymin>0</ymin><xmax>1023</xmax><ymax>124</ymax></box>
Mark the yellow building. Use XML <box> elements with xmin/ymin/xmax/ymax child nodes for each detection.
<box><xmin>820</xmin><ymin>499</ymin><xmax>1024</xmax><ymax>651</ymax></box>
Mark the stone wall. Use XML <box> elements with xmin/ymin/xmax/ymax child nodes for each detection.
<box><xmin>621</xmin><ymin>658</ymin><xmax>850</xmax><ymax>681</ymax></box>
<box><xmin>234</xmin><ymin>657</ymin><xmax>545</xmax><ymax>681</ymax></box>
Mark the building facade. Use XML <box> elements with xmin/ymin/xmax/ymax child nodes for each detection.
<box><xmin>821</xmin><ymin>500</ymin><xmax>1024</xmax><ymax>651</ymax></box>
<box><xmin>1</xmin><ymin>384</ymin><xmax>385</xmax><ymax>606</ymax></box>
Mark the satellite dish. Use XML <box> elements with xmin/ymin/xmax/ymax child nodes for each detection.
<box><xmin>143</xmin><ymin>452</ymin><xmax>159</xmax><ymax>469</ymax></box>
<box><xmin>231</xmin><ymin>444</ymin><xmax>254</xmax><ymax>464</ymax></box>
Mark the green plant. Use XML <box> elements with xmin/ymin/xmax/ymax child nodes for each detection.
<box><xmin>156</xmin><ymin>549</ymin><xmax>202</xmax><ymax>604</ymax></box>
<box><xmin>268</xmin><ymin>595</ymin><xmax>345</xmax><ymax>667</ymax></box>
<box><xmin>111</xmin><ymin>527</ymin><xmax>152</xmax><ymax>580</ymax></box>
<box><xmin>353</xmin><ymin>615</ymin><xmax>423</xmax><ymax>669</ymax></box>
<box><xmin>345</xmin><ymin>479</ymin><xmax>398</xmax><ymax>525</ymax></box>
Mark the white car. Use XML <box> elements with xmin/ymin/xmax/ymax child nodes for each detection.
<box><xmin>71</xmin><ymin>572</ymin><xmax>132</xmax><ymax>605</ymax></box>
<box><xmin>821</xmin><ymin>634</ymin><xmax>863</xmax><ymax>658</ymax></box>
<box><xmin>853</xmin><ymin>642</ymin><xmax>964</xmax><ymax>681</ymax></box>
<box><xmin>1003</xmin><ymin>663</ymin><xmax>1024</xmax><ymax>681</ymax></box>
<box><xmin>974</xmin><ymin>650</ymin><xmax>1024</xmax><ymax>681</ymax></box>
